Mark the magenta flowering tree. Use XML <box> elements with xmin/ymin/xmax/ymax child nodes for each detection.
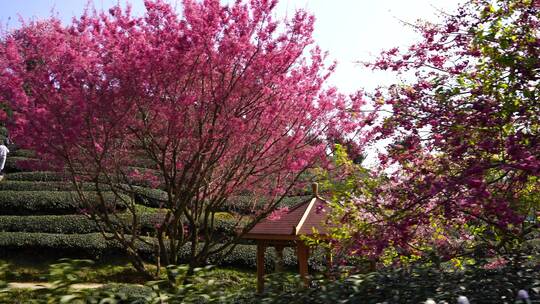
<box><xmin>326</xmin><ymin>0</ymin><xmax>540</xmax><ymax>264</ymax></box>
<box><xmin>0</xmin><ymin>0</ymin><xmax>370</xmax><ymax>276</ymax></box>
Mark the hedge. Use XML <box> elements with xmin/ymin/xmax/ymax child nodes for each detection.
<box><xmin>121</xmin><ymin>185</ymin><xmax>167</xmax><ymax>207</ymax></box>
<box><xmin>0</xmin><ymin>213</ymin><xmax>251</xmax><ymax>243</ymax></box>
<box><xmin>6</xmin><ymin>171</ymin><xmax>64</xmax><ymax>182</ymax></box>
<box><xmin>0</xmin><ymin>191</ymin><xmax>129</xmax><ymax>215</ymax></box>
<box><xmin>0</xmin><ymin>232</ymin><xmax>326</xmax><ymax>269</ymax></box>
<box><xmin>127</xmin><ymin>157</ymin><xmax>158</xmax><ymax>169</ymax></box>
<box><xmin>0</xmin><ymin>179</ymin><xmax>165</xmax><ymax>203</ymax></box>
<box><xmin>4</xmin><ymin>156</ymin><xmax>41</xmax><ymax>173</ymax></box>
<box><xmin>0</xmin><ymin>181</ymin><xmax>100</xmax><ymax>192</ymax></box>
<box><xmin>0</xmin><ymin>232</ymin><xmax>152</xmax><ymax>258</ymax></box>
<box><xmin>125</xmin><ymin>191</ymin><xmax>310</xmax><ymax>216</ymax></box>
<box><xmin>10</xmin><ymin>149</ymin><xmax>35</xmax><ymax>158</ymax></box>
<box><xmin>0</xmin><ymin>213</ymin><xmax>166</xmax><ymax>235</ymax></box>
<box><xmin>217</xmin><ymin>195</ymin><xmax>311</xmax><ymax>214</ymax></box>
<box><xmin>259</xmin><ymin>257</ymin><xmax>540</xmax><ymax>304</ymax></box>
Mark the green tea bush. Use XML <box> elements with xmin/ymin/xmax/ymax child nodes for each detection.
<box><xmin>0</xmin><ymin>231</ymin><xmax>325</xmax><ymax>269</ymax></box>
<box><xmin>0</xmin><ymin>212</ymin><xmax>255</xmax><ymax>243</ymax></box>
<box><xmin>4</xmin><ymin>156</ymin><xmax>40</xmax><ymax>172</ymax></box>
<box><xmin>259</xmin><ymin>256</ymin><xmax>540</xmax><ymax>304</ymax></box>
<box><xmin>9</xmin><ymin>149</ymin><xmax>35</xmax><ymax>158</ymax></box>
<box><xmin>217</xmin><ymin>195</ymin><xmax>311</xmax><ymax>214</ymax></box>
<box><xmin>127</xmin><ymin>157</ymin><xmax>157</xmax><ymax>169</ymax></box>
<box><xmin>131</xmin><ymin>190</ymin><xmax>309</xmax><ymax>212</ymax></box>
<box><xmin>0</xmin><ymin>181</ymin><xmax>100</xmax><ymax>191</ymax></box>
<box><xmin>6</xmin><ymin>171</ymin><xmax>64</xmax><ymax>182</ymax></box>
<box><xmin>124</xmin><ymin>185</ymin><xmax>167</xmax><ymax>208</ymax></box>
<box><xmin>0</xmin><ymin>191</ymin><xmax>128</xmax><ymax>215</ymax></box>
<box><xmin>0</xmin><ymin>213</ymin><xmax>165</xmax><ymax>234</ymax></box>
<box><xmin>0</xmin><ymin>232</ymin><xmax>154</xmax><ymax>258</ymax></box>
<box><xmin>0</xmin><ymin>260</ymin><xmax>251</xmax><ymax>303</ymax></box>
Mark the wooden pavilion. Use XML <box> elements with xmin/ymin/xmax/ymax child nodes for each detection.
<box><xmin>242</xmin><ymin>183</ymin><xmax>331</xmax><ymax>293</ymax></box>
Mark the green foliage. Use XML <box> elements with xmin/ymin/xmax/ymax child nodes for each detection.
<box><xmin>2</xmin><ymin>255</ymin><xmax>539</xmax><ymax>303</ymax></box>
<box><xmin>0</xmin><ymin>191</ymin><xmax>129</xmax><ymax>215</ymax></box>
<box><xmin>6</xmin><ymin>171</ymin><xmax>64</xmax><ymax>182</ymax></box>
<box><xmin>10</xmin><ymin>149</ymin><xmax>35</xmax><ymax>158</ymax></box>
<box><xmin>0</xmin><ymin>213</ymin><xmax>246</xmax><ymax>244</ymax></box>
<box><xmin>0</xmin><ymin>181</ymin><xmax>100</xmax><ymax>192</ymax></box>
<box><xmin>0</xmin><ymin>259</ymin><xmax>256</xmax><ymax>303</ymax></box>
<box><xmin>216</xmin><ymin>195</ymin><xmax>311</xmax><ymax>215</ymax></box>
<box><xmin>0</xmin><ymin>214</ymin><xmax>164</xmax><ymax>235</ymax></box>
<box><xmin>3</xmin><ymin>156</ymin><xmax>39</xmax><ymax>172</ymax></box>
<box><xmin>136</xmin><ymin>193</ymin><xmax>310</xmax><ymax>212</ymax></box>
<box><xmin>0</xmin><ymin>232</ymin><xmax>327</xmax><ymax>269</ymax></box>
<box><xmin>259</xmin><ymin>255</ymin><xmax>540</xmax><ymax>304</ymax></box>
<box><xmin>127</xmin><ymin>186</ymin><xmax>168</xmax><ymax>208</ymax></box>
<box><xmin>0</xmin><ymin>232</ymin><xmax>138</xmax><ymax>258</ymax></box>
<box><xmin>0</xmin><ymin>181</ymin><xmax>173</xmax><ymax>210</ymax></box>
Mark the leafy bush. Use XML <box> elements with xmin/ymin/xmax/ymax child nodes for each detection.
<box><xmin>217</xmin><ymin>195</ymin><xmax>311</xmax><ymax>214</ymax></box>
<box><xmin>0</xmin><ymin>260</ymin><xmax>253</xmax><ymax>303</ymax></box>
<box><xmin>0</xmin><ymin>231</ymin><xmax>325</xmax><ymax>269</ymax></box>
<box><xmin>4</xmin><ymin>156</ymin><xmax>40</xmax><ymax>172</ymax></box>
<box><xmin>123</xmin><ymin>185</ymin><xmax>167</xmax><ymax>208</ymax></box>
<box><xmin>6</xmin><ymin>171</ymin><xmax>64</xmax><ymax>182</ymax></box>
<box><xmin>0</xmin><ymin>191</ymin><xmax>128</xmax><ymax>215</ymax></box>
<box><xmin>0</xmin><ymin>232</ymin><xmax>154</xmax><ymax>258</ymax></box>
<box><xmin>127</xmin><ymin>157</ymin><xmax>158</xmax><ymax>169</ymax></box>
<box><xmin>179</xmin><ymin>243</ymin><xmax>326</xmax><ymax>271</ymax></box>
<box><xmin>0</xmin><ymin>232</ymin><xmax>123</xmax><ymax>257</ymax></box>
<box><xmin>0</xmin><ymin>212</ymin><xmax>256</xmax><ymax>243</ymax></box>
<box><xmin>259</xmin><ymin>256</ymin><xmax>540</xmax><ymax>304</ymax></box>
<box><xmin>133</xmin><ymin>190</ymin><xmax>310</xmax><ymax>213</ymax></box>
<box><xmin>3</xmin><ymin>256</ymin><xmax>539</xmax><ymax>303</ymax></box>
<box><xmin>0</xmin><ymin>181</ymin><xmax>169</xmax><ymax>207</ymax></box>
<box><xmin>0</xmin><ymin>181</ymin><xmax>100</xmax><ymax>192</ymax></box>
<box><xmin>0</xmin><ymin>213</ymin><xmax>166</xmax><ymax>234</ymax></box>
<box><xmin>9</xmin><ymin>149</ymin><xmax>35</xmax><ymax>158</ymax></box>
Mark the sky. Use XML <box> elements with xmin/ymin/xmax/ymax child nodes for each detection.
<box><xmin>0</xmin><ymin>0</ymin><xmax>463</xmax><ymax>93</ymax></box>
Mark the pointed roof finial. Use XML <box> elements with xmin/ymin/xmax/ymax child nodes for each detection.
<box><xmin>311</xmin><ymin>182</ymin><xmax>319</xmax><ymax>198</ymax></box>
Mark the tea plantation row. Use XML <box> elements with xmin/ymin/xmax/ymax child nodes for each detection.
<box><xmin>0</xmin><ymin>148</ymin><xmax>313</xmax><ymax>270</ymax></box>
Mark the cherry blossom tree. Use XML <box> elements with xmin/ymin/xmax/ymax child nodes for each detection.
<box><xmin>326</xmin><ymin>0</ymin><xmax>540</xmax><ymax>265</ymax></box>
<box><xmin>0</xmin><ymin>0</ymin><xmax>371</xmax><ymax>276</ymax></box>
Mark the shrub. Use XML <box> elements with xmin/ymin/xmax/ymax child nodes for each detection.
<box><xmin>0</xmin><ymin>213</ymin><xmax>166</xmax><ymax>235</ymax></box>
<box><xmin>0</xmin><ymin>191</ymin><xmax>128</xmax><ymax>215</ymax></box>
<box><xmin>10</xmin><ymin>149</ymin><xmax>35</xmax><ymax>158</ymax></box>
<box><xmin>4</xmin><ymin>156</ymin><xmax>40</xmax><ymax>172</ymax></box>
<box><xmin>218</xmin><ymin>195</ymin><xmax>311</xmax><ymax>214</ymax></box>
<box><xmin>0</xmin><ymin>260</ymin><xmax>253</xmax><ymax>303</ymax></box>
<box><xmin>124</xmin><ymin>185</ymin><xmax>167</xmax><ymax>208</ymax></box>
<box><xmin>0</xmin><ymin>181</ymin><xmax>99</xmax><ymax>192</ymax></box>
<box><xmin>176</xmin><ymin>243</ymin><xmax>326</xmax><ymax>271</ymax></box>
<box><xmin>259</xmin><ymin>256</ymin><xmax>540</xmax><ymax>304</ymax></box>
<box><xmin>0</xmin><ymin>231</ymin><xmax>325</xmax><ymax>269</ymax></box>
<box><xmin>6</xmin><ymin>171</ymin><xmax>64</xmax><ymax>182</ymax></box>
<box><xmin>0</xmin><ymin>181</ymin><xmax>169</xmax><ymax>207</ymax></box>
<box><xmin>0</xmin><ymin>232</ymin><xmax>153</xmax><ymax>258</ymax></box>
<box><xmin>127</xmin><ymin>157</ymin><xmax>158</xmax><ymax>169</ymax></box>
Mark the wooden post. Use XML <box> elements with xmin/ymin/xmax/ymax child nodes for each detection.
<box><xmin>297</xmin><ymin>241</ymin><xmax>310</xmax><ymax>287</ymax></box>
<box><xmin>325</xmin><ymin>245</ymin><xmax>333</xmax><ymax>279</ymax></box>
<box><xmin>256</xmin><ymin>242</ymin><xmax>266</xmax><ymax>293</ymax></box>
<box><xmin>311</xmin><ymin>182</ymin><xmax>318</xmax><ymax>197</ymax></box>
<box><xmin>274</xmin><ymin>246</ymin><xmax>284</xmax><ymax>273</ymax></box>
